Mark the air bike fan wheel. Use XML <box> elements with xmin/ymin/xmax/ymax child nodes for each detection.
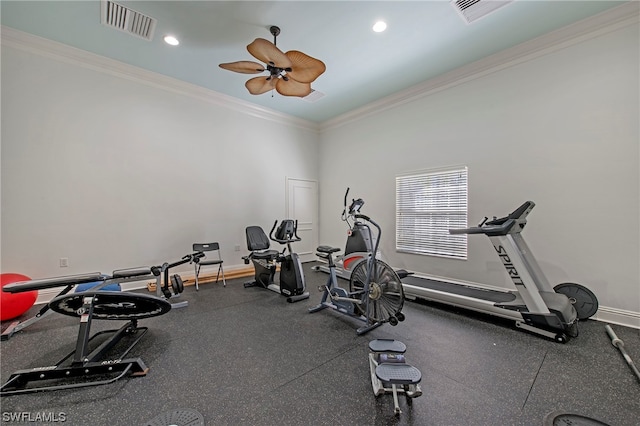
<box><xmin>349</xmin><ymin>260</ymin><xmax>405</xmax><ymax>325</ymax></box>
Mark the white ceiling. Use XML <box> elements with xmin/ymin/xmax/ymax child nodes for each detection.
<box><xmin>0</xmin><ymin>1</ymin><xmax>627</xmax><ymax>123</ymax></box>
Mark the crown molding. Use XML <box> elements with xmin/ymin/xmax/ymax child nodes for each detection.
<box><xmin>320</xmin><ymin>1</ymin><xmax>640</xmax><ymax>132</ymax></box>
<box><xmin>0</xmin><ymin>26</ymin><xmax>321</xmax><ymax>134</ymax></box>
<box><xmin>2</xmin><ymin>1</ymin><xmax>637</xmax><ymax>135</ymax></box>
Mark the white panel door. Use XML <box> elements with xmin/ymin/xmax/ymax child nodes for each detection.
<box><xmin>286</xmin><ymin>178</ymin><xmax>318</xmax><ymax>263</ymax></box>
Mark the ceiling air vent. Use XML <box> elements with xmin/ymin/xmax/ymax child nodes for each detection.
<box><xmin>101</xmin><ymin>0</ymin><xmax>157</xmax><ymax>41</ymax></box>
<box><xmin>451</xmin><ymin>0</ymin><xmax>513</xmax><ymax>25</ymax></box>
<box><xmin>303</xmin><ymin>90</ymin><xmax>325</xmax><ymax>103</ymax></box>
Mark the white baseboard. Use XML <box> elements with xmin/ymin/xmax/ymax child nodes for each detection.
<box><xmin>592</xmin><ymin>307</ymin><xmax>640</xmax><ymax>330</ymax></box>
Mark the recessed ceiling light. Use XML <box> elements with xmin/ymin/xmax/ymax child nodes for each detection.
<box><xmin>372</xmin><ymin>21</ymin><xmax>387</xmax><ymax>33</ymax></box>
<box><xmin>164</xmin><ymin>35</ymin><xmax>179</xmax><ymax>46</ymax></box>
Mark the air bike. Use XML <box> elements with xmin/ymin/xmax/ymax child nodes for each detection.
<box><xmin>0</xmin><ymin>268</ymin><xmax>171</xmax><ymax>395</ymax></box>
<box><xmin>309</xmin><ymin>211</ymin><xmax>405</xmax><ymax>335</ymax></box>
<box><xmin>402</xmin><ymin>201</ymin><xmax>599</xmax><ymax>343</ymax></box>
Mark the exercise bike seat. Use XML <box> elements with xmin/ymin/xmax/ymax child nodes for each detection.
<box><xmin>253</xmin><ymin>250</ymin><xmax>280</xmax><ymax>260</ymax></box>
<box><xmin>316</xmin><ymin>245</ymin><xmax>341</xmax><ymax>254</ymax></box>
<box><xmin>375</xmin><ymin>363</ymin><xmax>422</xmax><ymax>385</ymax></box>
<box><xmin>246</xmin><ymin>226</ymin><xmax>280</xmax><ymax>260</ymax></box>
<box><xmin>369</xmin><ymin>339</ymin><xmax>407</xmax><ymax>354</ymax></box>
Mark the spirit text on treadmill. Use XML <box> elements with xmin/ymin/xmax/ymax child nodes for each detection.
<box><xmin>494</xmin><ymin>245</ymin><xmax>526</xmax><ymax>287</ymax></box>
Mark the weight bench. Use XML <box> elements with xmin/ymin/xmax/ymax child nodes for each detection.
<box><xmin>368</xmin><ymin>339</ymin><xmax>422</xmax><ymax>415</ymax></box>
<box><xmin>0</xmin><ymin>269</ymin><xmax>171</xmax><ymax>395</ymax></box>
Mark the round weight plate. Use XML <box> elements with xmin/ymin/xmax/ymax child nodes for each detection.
<box><xmin>49</xmin><ymin>291</ymin><xmax>172</xmax><ymax>320</ymax></box>
<box><xmin>554</xmin><ymin>283</ymin><xmax>599</xmax><ymax>320</ymax></box>
<box><xmin>144</xmin><ymin>409</ymin><xmax>204</xmax><ymax>426</ymax></box>
<box><xmin>171</xmin><ymin>275</ymin><xmax>179</xmax><ymax>294</ymax></box>
<box><xmin>171</xmin><ymin>274</ymin><xmax>184</xmax><ymax>294</ymax></box>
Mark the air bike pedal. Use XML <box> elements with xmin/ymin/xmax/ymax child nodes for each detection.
<box><xmin>368</xmin><ymin>339</ymin><xmax>422</xmax><ymax>415</ymax></box>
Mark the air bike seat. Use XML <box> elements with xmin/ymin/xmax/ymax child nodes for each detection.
<box><xmin>0</xmin><ymin>269</ymin><xmax>171</xmax><ymax>396</ymax></box>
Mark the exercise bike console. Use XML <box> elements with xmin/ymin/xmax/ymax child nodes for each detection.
<box><xmin>348</xmin><ymin>197</ymin><xmax>365</xmax><ymax>215</ymax></box>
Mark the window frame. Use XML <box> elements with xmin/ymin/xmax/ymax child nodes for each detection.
<box><xmin>395</xmin><ymin>166</ymin><xmax>468</xmax><ymax>260</ymax></box>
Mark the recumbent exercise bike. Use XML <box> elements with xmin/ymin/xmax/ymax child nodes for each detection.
<box><xmin>243</xmin><ymin>219</ymin><xmax>309</xmax><ymax>303</ymax></box>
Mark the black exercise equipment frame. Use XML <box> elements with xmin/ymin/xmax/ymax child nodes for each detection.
<box><xmin>0</xmin><ymin>271</ymin><xmax>171</xmax><ymax>396</ymax></box>
<box><xmin>149</xmin><ymin>251</ymin><xmax>205</xmax><ymax>308</ymax></box>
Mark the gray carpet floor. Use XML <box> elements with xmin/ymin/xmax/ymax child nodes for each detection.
<box><xmin>1</xmin><ymin>262</ymin><xmax>639</xmax><ymax>426</ymax></box>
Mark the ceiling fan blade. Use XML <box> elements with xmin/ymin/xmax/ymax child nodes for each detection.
<box><xmin>245</xmin><ymin>76</ymin><xmax>278</xmax><ymax>95</ymax></box>
<box><xmin>247</xmin><ymin>38</ymin><xmax>293</xmax><ymax>69</ymax></box>
<box><xmin>284</xmin><ymin>50</ymin><xmax>326</xmax><ymax>83</ymax></box>
<box><xmin>276</xmin><ymin>78</ymin><xmax>312</xmax><ymax>98</ymax></box>
<box><xmin>219</xmin><ymin>61</ymin><xmax>266</xmax><ymax>74</ymax></box>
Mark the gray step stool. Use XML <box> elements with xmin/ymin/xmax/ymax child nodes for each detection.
<box><xmin>368</xmin><ymin>339</ymin><xmax>422</xmax><ymax>415</ymax></box>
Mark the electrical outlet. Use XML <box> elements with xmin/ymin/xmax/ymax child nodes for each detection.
<box><xmin>59</xmin><ymin>257</ymin><xmax>69</xmax><ymax>267</ymax></box>
<box><xmin>234</xmin><ymin>245</ymin><xmax>241</xmax><ymax>252</ymax></box>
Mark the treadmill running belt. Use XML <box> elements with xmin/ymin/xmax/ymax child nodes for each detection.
<box><xmin>402</xmin><ymin>276</ymin><xmax>516</xmax><ymax>303</ymax></box>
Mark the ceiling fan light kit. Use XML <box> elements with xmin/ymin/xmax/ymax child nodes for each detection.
<box><xmin>219</xmin><ymin>26</ymin><xmax>326</xmax><ymax>98</ymax></box>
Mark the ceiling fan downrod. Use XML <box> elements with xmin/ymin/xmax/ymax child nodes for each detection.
<box><xmin>266</xmin><ymin>26</ymin><xmax>290</xmax><ymax>79</ymax></box>
<box><xmin>270</xmin><ymin>25</ymin><xmax>280</xmax><ymax>46</ymax></box>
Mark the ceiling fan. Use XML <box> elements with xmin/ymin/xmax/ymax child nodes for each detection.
<box><xmin>219</xmin><ymin>26</ymin><xmax>326</xmax><ymax>98</ymax></box>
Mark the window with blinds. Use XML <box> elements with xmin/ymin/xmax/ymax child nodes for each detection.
<box><xmin>396</xmin><ymin>166</ymin><xmax>468</xmax><ymax>259</ymax></box>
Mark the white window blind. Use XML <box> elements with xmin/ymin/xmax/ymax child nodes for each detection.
<box><xmin>396</xmin><ymin>166</ymin><xmax>468</xmax><ymax>259</ymax></box>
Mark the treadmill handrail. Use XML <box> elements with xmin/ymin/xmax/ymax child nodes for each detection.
<box><xmin>449</xmin><ymin>201</ymin><xmax>535</xmax><ymax>237</ymax></box>
<box><xmin>450</xmin><ymin>219</ymin><xmax>517</xmax><ymax>236</ymax></box>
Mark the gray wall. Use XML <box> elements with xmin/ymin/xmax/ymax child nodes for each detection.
<box><xmin>1</xmin><ymin>42</ymin><xmax>320</xmax><ymax>282</ymax></box>
<box><xmin>318</xmin><ymin>21</ymin><xmax>639</xmax><ymax>325</ymax></box>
